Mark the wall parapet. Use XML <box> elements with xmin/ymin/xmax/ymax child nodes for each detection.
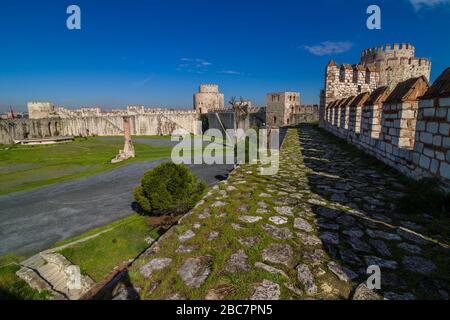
<box><xmin>321</xmin><ymin>68</ymin><xmax>450</xmax><ymax>187</ymax></box>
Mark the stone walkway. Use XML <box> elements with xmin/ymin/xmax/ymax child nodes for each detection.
<box><xmin>121</xmin><ymin>125</ymin><xmax>449</xmax><ymax>300</ymax></box>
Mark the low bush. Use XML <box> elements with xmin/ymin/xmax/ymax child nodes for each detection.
<box><xmin>133</xmin><ymin>162</ymin><xmax>206</xmax><ymax>214</ymax></box>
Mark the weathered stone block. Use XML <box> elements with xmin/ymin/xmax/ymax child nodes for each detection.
<box><xmin>412</xmin><ymin>152</ymin><xmax>421</xmax><ymax>165</ymax></box>
<box><xmin>440</xmin><ymin>162</ymin><xmax>450</xmax><ymax>179</ymax></box>
<box><xmin>430</xmin><ymin>159</ymin><xmax>439</xmax><ymax>174</ymax></box>
<box><xmin>436</xmin><ymin>151</ymin><xmax>445</xmax><ymax>161</ymax></box>
<box><xmin>419</xmin><ymin>155</ymin><xmax>431</xmax><ymax>170</ymax></box>
<box><xmin>419</xmin><ymin>99</ymin><xmax>434</xmax><ymax>108</ymax></box>
<box><xmin>423</xmin><ymin>108</ymin><xmax>435</xmax><ymax>117</ymax></box>
<box><xmin>439</xmin><ymin>97</ymin><xmax>450</xmax><ymax>107</ymax></box>
<box><xmin>416</xmin><ymin>121</ymin><xmax>426</xmax><ymax>131</ymax></box>
<box><xmin>436</xmin><ymin>108</ymin><xmax>447</xmax><ymax>118</ymax></box>
<box><xmin>433</xmin><ymin>135</ymin><xmax>442</xmax><ymax>147</ymax></box>
<box><xmin>427</xmin><ymin>122</ymin><xmax>439</xmax><ymax>134</ymax></box>
<box><xmin>420</xmin><ymin>132</ymin><xmax>433</xmax><ymax>144</ymax></box>
<box><xmin>414</xmin><ymin>142</ymin><xmax>424</xmax><ymax>153</ymax></box>
<box><xmin>439</xmin><ymin>123</ymin><xmax>449</xmax><ymax>135</ymax></box>
<box><xmin>423</xmin><ymin>148</ymin><xmax>434</xmax><ymax>158</ymax></box>
<box><xmin>443</xmin><ymin>137</ymin><xmax>450</xmax><ymax>149</ymax></box>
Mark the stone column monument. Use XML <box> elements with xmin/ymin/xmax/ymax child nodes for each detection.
<box><xmin>111</xmin><ymin>116</ymin><xmax>135</xmax><ymax>163</ymax></box>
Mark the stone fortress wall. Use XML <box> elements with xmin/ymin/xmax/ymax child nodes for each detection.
<box><xmin>1</xmin><ymin>83</ymin><xmax>319</xmax><ymax>144</ymax></box>
<box><xmin>320</xmin><ymin>42</ymin><xmax>450</xmax><ymax>186</ymax></box>
<box><xmin>320</xmin><ymin>43</ymin><xmax>432</xmax><ymax>126</ymax></box>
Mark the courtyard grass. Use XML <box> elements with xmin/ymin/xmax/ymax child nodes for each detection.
<box><xmin>0</xmin><ymin>136</ymin><xmax>173</xmax><ymax>195</ymax></box>
<box><xmin>59</xmin><ymin>214</ymin><xmax>161</xmax><ymax>282</ymax></box>
<box><xmin>0</xmin><ymin>254</ymin><xmax>51</xmax><ymax>300</ymax></box>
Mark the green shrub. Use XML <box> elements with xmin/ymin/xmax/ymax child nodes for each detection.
<box><xmin>133</xmin><ymin>162</ymin><xmax>206</xmax><ymax>214</ymax></box>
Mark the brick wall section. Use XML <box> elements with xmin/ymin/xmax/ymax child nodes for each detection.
<box><xmin>411</xmin><ymin>68</ymin><xmax>450</xmax><ymax>180</ymax></box>
<box><xmin>322</xmin><ymin>68</ymin><xmax>450</xmax><ymax>187</ymax></box>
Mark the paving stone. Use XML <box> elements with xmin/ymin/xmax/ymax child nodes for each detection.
<box><xmin>257</xmin><ymin>201</ymin><xmax>269</xmax><ymax>208</ymax></box>
<box><xmin>274</xmin><ymin>206</ymin><xmax>294</xmax><ymax>216</ymax></box>
<box><xmin>364</xmin><ymin>256</ymin><xmax>398</xmax><ymax>270</ymax></box>
<box><xmin>381</xmin><ymin>273</ymin><xmax>407</xmax><ymax>289</ymax></box>
<box><xmin>315</xmin><ymin>207</ymin><xmax>340</xmax><ymax>219</ymax></box>
<box><xmin>343</xmin><ymin>228</ymin><xmax>364</xmax><ymax>238</ymax></box>
<box><xmin>224</xmin><ymin>250</ymin><xmax>249</xmax><ymax>273</ymax></box>
<box><xmin>259</xmin><ymin>193</ymin><xmax>272</xmax><ymax>198</ymax></box>
<box><xmin>166</xmin><ymin>293</ymin><xmax>186</xmax><ymax>300</ymax></box>
<box><xmin>269</xmin><ymin>216</ymin><xmax>289</xmax><ymax>225</ymax></box>
<box><xmin>303</xmin><ymin>249</ymin><xmax>326</xmax><ymax>266</ymax></box>
<box><xmin>398</xmin><ymin>242</ymin><xmax>424</xmax><ymax>255</ymax></box>
<box><xmin>402</xmin><ymin>256</ymin><xmax>437</xmax><ymax>275</ymax></box>
<box><xmin>383</xmin><ymin>292</ymin><xmax>416</xmax><ymax>300</ymax></box>
<box><xmin>317</xmin><ymin>220</ymin><xmax>340</xmax><ymax>231</ymax></box>
<box><xmin>205</xmin><ymin>284</ymin><xmax>234</xmax><ymax>300</ymax></box>
<box><xmin>250</xmin><ymin>280</ymin><xmax>280</xmax><ymax>300</ymax></box>
<box><xmin>397</xmin><ymin>229</ymin><xmax>429</xmax><ymax>245</ymax></box>
<box><xmin>262</xmin><ymin>224</ymin><xmax>293</xmax><ymax>240</ymax></box>
<box><xmin>297</xmin><ymin>232</ymin><xmax>322</xmax><ymax>246</ymax></box>
<box><xmin>177</xmin><ymin>256</ymin><xmax>212</xmax><ymax>288</ymax></box>
<box><xmin>262</xmin><ymin>244</ymin><xmax>294</xmax><ymax>267</ymax></box>
<box><xmin>369</xmin><ymin>240</ymin><xmax>391</xmax><ymax>257</ymax></box>
<box><xmin>419</xmin><ymin>279</ymin><xmax>450</xmax><ymax>300</ymax></box>
<box><xmin>205</xmin><ymin>231</ymin><xmax>220</xmax><ymax>241</ymax></box>
<box><xmin>256</xmin><ymin>208</ymin><xmax>271</xmax><ymax>214</ymax></box>
<box><xmin>193</xmin><ymin>223</ymin><xmax>202</xmax><ymax>229</ymax></box>
<box><xmin>327</xmin><ymin>261</ymin><xmax>358</xmax><ymax>282</ymax></box>
<box><xmin>320</xmin><ymin>232</ymin><xmax>339</xmax><ymax>245</ymax></box>
<box><xmin>139</xmin><ymin>258</ymin><xmax>173</xmax><ymax>279</ymax></box>
<box><xmin>198</xmin><ymin>208</ymin><xmax>211</xmax><ymax>219</ymax></box>
<box><xmin>366</xmin><ymin>229</ymin><xmax>402</xmax><ymax>241</ymax></box>
<box><xmin>231</xmin><ymin>223</ymin><xmax>244</xmax><ymax>231</ymax></box>
<box><xmin>346</xmin><ymin>236</ymin><xmax>371</xmax><ymax>253</ymax></box>
<box><xmin>284</xmin><ymin>283</ymin><xmax>303</xmax><ymax>296</ymax></box>
<box><xmin>294</xmin><ymin>218</ymin><xmax>313</xmax><ymax>232</ymax></box>
<box><xmin>296</xmin><ymin>264</ymin><xmax>317</xmax><ymax>296</ymax></box>
<box><xmin>339</xmin><ymin>247</ymin><xmax>362</xmax><ymax>265</ymax></box>
<box><xmin>211</xmin><ymin>201</ymin><xmax>228</xmax><ymax>208</ymax></box>
<box><xmin>255</xmin><ymin>262</ymin><xmax>289</xmax><ymax>278</ymax></box>
<box><xmin>336</xmin><ymin>215</ymin><xmax>356</xmax><ymax>226</ymax></box>
<box><xmin>178</xmin><ymin>230</ymin><xmax>195</xmax><ymax>242</ymax></box>
<box><xmin>352</xmin><ymin>283</ymin><xmax>382</xmax><ymax>300</ymax></box>
<box><xmin>239</xmin><ymin>216</ymin><xmax>263</xmax><ymax>223</ymax></box>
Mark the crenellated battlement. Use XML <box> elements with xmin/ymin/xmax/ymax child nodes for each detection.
<box><xmin>361</xmin><ymin>43</ymin><xmax>415</xmax><ymax>64</ymax></box>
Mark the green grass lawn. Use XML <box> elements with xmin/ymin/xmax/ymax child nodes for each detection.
<box><xmin>0</xmin><ymin>254</ymin><xmax>51</xmax><ymax>300</ymax></box>
<box><xmin>0</xmin><ymin>136</ymin><xmax>173</xmax><ymax>195</ymax></box>
<box><xmin>59</xmin><ymin>214</ymin><xmax>161</xmax><ymax>282</ymax></box>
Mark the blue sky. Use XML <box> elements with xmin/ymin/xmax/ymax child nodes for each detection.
<box><xmin>0</xmin><ymin>0</ymin><xmax>449</xmax><ymax>112</ymax></box>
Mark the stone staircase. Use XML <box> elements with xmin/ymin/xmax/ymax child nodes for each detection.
<box><xmin>17</xmin><ymin>253</ymin><xmax>95</xmax><ymax>300</ymax></box>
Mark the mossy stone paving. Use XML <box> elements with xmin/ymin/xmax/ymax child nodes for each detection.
<box><xmin>126</xmin><ymin>126</ymin><xmax>450</xmax><ymax>300</ymax></box>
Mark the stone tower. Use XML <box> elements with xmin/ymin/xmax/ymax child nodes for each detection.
<box><xmin>266</xmin><ymin>92</ymin><xmax>300</xmax><ymax>127</ymax></box>
<box><xmin>193</xmin><ymin>84</ymin><xmax>225</xmax><ymax>114</ymax></box>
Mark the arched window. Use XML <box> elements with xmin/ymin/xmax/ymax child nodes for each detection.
<box><xmin>274</xmin><ymin>116</ymin><xmax>277</xmax><ymax>124</ymax></box>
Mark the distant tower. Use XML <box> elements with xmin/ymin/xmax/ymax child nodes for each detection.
<box><xmin>193</xmin><ymin>84</ymin><xmax>225</xmax><ymax>114</ymax></box>
<box><xmin>266</xmin><ymin>92</ymin><xmax>300</xmax><ymax>127</ymax></box>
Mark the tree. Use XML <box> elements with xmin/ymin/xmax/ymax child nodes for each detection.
<box><xmin>133</xmin><ymin>162</ymin><xmax>206</xmax><ymax>215</ymax></box>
